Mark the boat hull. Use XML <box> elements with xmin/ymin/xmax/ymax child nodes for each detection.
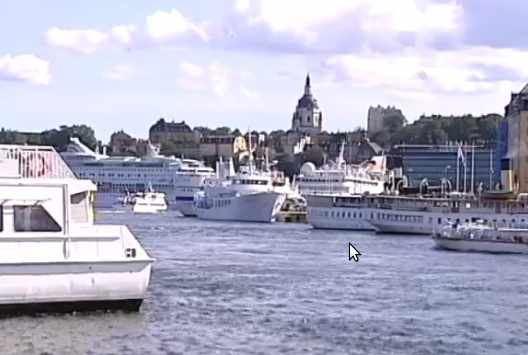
<box><xmin>308</xmin><ymin>207</ymin><xmax>376</xmax><ymax>231</ymax></box>
<box><xmin>0</xmin><ymin>260</ymin><xmax>152</xmax><ymax>313</ymax></box>
<box><xmin>433</xmin><ymin>237</ymin><xmax>528</xmax><ymax>254</ymax></box>
<box><xmin>195</xmin><ymin>192</ymin><xmax>285</xmax><ymax>223</ymax></box>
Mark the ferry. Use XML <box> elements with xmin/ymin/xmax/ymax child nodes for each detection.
<box><xmin>61</xmin><ymin>138</ymin><xmax>214</xmax><ymax>216</ymax></box>
<box><xmin>297</xmin><ymin>143</ymin><xmax>385</xmax><ymax>196</ymax></box>
<box><xmin>433</xmin><ymin>220</ymin><xmax>528</xmax><ymax>253</ymax></box>
<box><xmin>302</xmin><ymin>145</ymin><xmax>386</xmax><ymax>230</ymax></box>
<box><xmin>0</xmin><ymin>144</ymin><xmax>153</xmax><ymax>314</ymax></box>
<box><xmin>194</xmin><ymin>160</ymin><xmax>286</xmax><ymax>223</ymax></box>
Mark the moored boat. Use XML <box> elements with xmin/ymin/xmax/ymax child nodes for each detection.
<box><xmin>0</xmin><ymin>144</ymin><xmax>154</xmax><ymax>315</ymax></box>
<box><xmin>433</xmin><ymin>220</ymin><xmax>528</xmax><ymax>254</ymax></box>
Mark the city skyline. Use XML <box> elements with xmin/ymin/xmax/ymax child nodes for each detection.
<box><xmin>2</xmin><ymin>0</ymin><xmax>527</xmax><ymax>141</ymax></box>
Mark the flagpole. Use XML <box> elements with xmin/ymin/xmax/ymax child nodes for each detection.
<box><xmin>471</xmin><ymin>144</ymin><xmax>475</xmax><ymax>195</ymax></box>
<box><xmin>456</xmin><ymin>149</ymin><xmax>460</xmax><ymax>192</ymax></box>
<box><xmin>463</xmin><ymin>146</ymin><xmax>467</xmax><ymax>194</ymax></box>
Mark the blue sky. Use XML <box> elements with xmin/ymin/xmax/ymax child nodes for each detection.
<box><xmin>1</xmin><ymin>0</ymin><xmax>527</xmax><ymax>141</ymax></box>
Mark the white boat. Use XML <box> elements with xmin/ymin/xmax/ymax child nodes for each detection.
<box><xmin>61</xmin><ymin>138</ymin><xmax>214</xmax><ymax>216</ymax></box>
<box><xmin>296</xmin><ymin>143</ymin><xmax>385</xmax><ymax>196</ymax></box>
<box><xmin>433</xmin><ymin>220</ymin><xmax>528</xmax><ymax>253</ymax></box>
<box><xmin>300</xmin><ymin>144</ymin><xmax>385</xmax><ymax>230</ymax></box>
<box><xmin>194</xmin><ymin>160</ymin><xmax>286</xmax><ymax>223</ymax></box>
<box><xmin>306</xmin><ymin>194</ymin><xmax>376</xmax><ymax>230</ymax></box>
<box><xmin>132</xmin><ymin>191</ymin><xmax>167</xmax><ymax>214</ymax></box>
<box><xmin>367</xmin><ymin>194</ymin><xmax>528</xmax><ymax>235</ymax></box>
<box><xmin>0</xmin><ymin>144</ymin><xmax>154</xmax><ymax>314</ymax></box>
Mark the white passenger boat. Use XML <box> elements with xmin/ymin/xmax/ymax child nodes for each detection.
<box><xmin>61</xmin><ymin>138</ymin><xmax>214</xmax><ymax>216</ymax></box>
<box><xmin>367</xmin><ymin>194</ymin><xmax>528</xmax><ymax>235</ymax></box>
<box><xmin>297</xmin><ymin>143</ymin><xmax>385</xmax><ymax>196</ymax></box>
<box><xmin>194</xmin><ymin>160</ymin><xmax>286</xmax><ymax>223</ymax></box>
<box><xmin>306</xmin><ymin>194</ymin><xmax>375</xmax><ymax>230</ymax></box>
<box><xmin>433</xmin><ymin>220</ymin><xmax>528</xmax><ymax>253</ymax></box>
<box><xmin>132</xmin><ymin>191</ymin><xmax>167</xmax><ymax>214</ymax></box>
<box><xmin>0</xmin><ymin>144</ymin><xmax>154</xmax><ymax>314</ymax></box>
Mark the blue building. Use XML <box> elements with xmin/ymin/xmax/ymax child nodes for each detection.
<box><xmin>393</xmin><ymin>144</ymin><xmax>498</xmax><ymax>192</ymax></box>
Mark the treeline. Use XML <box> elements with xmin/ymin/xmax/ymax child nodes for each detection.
<box><xmin>0</xmin><ymin>125</ymin><xmax>98</xmax><ymax>152</ymax></box>
<box><xmin>370</xmin><ymin>113</ymin><xmax>502</xmax><ymax>148</ymax></box>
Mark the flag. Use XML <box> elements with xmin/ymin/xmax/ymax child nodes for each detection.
<box><xmin>457</xmin><ymin>146</ymin><xmax>466</xmax><ymax>167</ymax></box>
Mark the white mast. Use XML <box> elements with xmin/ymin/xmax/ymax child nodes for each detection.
<box><xmin>471</xmin><ymin>144</ymin><xmax>475</xmax><ymax>194</ymax></box>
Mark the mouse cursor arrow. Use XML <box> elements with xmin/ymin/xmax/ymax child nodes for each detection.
<box><xmin>348</xmin><ymin>243</ymin><xmax>361</xmax><ymax>262</ymax></box>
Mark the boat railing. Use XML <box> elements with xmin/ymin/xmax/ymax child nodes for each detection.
<box><xmin>0</xmin><ymin>145</ymin><xmax>76</xmax><ymax>179</ymax></box>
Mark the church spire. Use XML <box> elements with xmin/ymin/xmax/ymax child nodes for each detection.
<box><xmin>304</xmin><ymin>73</ymin><xmax>311</xmax><ymax>96</ymax></box>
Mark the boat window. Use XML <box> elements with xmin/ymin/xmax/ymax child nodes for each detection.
<box><xmin>70</xmin><ymin>192</ymin><xmax>89</xmax><ymax>223</ymax></box>
<box><xmin>14</xmin><ymin>205</ymin><xmax>62</xmax><ymax>232</ymax></box>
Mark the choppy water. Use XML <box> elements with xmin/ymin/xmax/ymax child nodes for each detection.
<box><xmin>2</xmin><ymin>211</ymin><xmax>528</xmax><ymax>355</ymax></box>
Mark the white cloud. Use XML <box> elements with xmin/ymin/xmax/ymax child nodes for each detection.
<box><xmin>322</xmin><ymin>46</ymin><xmax>528</xmax><ymax>95</ymax></box>
<box><xmin>111</xmin><ymin>25</ymin><xmax>137</xmax><ymax>46</ymax></box>
<box><xmin>145</xmin><ymin>9</ymin><xmax>209</xmax><ymax>43</ymax></box>
<box><xmin>45</xmin><ymin>27</ymin><xmax>109</xmax><ymax>54</ymax></box>
<box><xmin>178</xmin><ymin>61</ymin><xmax>258</xmax><ymax>98</ymax></box>
<box><xmin>0</xmin><ymin>54</ymin><xmax>51</xmax><ymax>85</ymax></box>
<box><xmin>103</xmin><ymin>64</ymin><xmax>134</xmax><ymax>81</ymax></box>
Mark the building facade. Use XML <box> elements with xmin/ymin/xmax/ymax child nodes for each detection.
<box><xmin>505</xmin><ymin>84</ymin><xmax>528</xmax><ymax>193</ymax></box>
<box><xmin>149</xmin><ymin>119</ymin><xmax>197</xmax><ymax>144</ymax></box>
<box><xmin>291</xmin><ymin>74</ymin><xmax>323</xmax><ymax>135</ymax></box>
<box><xmin>367</xmin><ymin>105</ymin><xmax>404</xmax><ymax>136</ymax></box>
<box><xmin>393</xmin><ymin>144</ymin><xmax>497</xmax><ymax>192</ymax></box>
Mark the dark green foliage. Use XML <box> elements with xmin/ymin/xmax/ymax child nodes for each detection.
<box><xmin>372</xmin><ymin>113</ymin><xmax>501</xmax><ymax>148</ymax></box>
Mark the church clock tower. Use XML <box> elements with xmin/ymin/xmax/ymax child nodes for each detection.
<box><xmin>291</xmin><ymin>74</ymin><xmax>323</xmax><ymax>135</ymax></box>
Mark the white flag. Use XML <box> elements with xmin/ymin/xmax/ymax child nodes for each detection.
<box><xmin>457</xmin><ymin>146</ymin><xmax>466</xmax><ymax>167</ymax></box>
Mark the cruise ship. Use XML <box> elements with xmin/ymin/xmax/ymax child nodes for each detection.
<box><xmin>61</xmin><ymin>138</ymin><xmax>214</xmax><ymax>215</ymax></box>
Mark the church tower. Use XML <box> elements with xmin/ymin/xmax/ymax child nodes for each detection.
<box><xmin>291</xmin><ymin>74</ymin><xmax>323</xmax><ymax>135</ymax></box>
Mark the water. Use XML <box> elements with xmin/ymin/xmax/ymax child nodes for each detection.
<box><xmin>2</xmin><ymin>211</ymin><xmax>528</xmax><ymax>355</ymax></box>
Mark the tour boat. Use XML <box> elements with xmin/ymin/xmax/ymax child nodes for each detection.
<box><xmin>194</xmin><ymin>160</ymin><xmax>286</xmax><ymax>223</ymax></box>
<box><xmin>0</xmin><ymin>144</ymin><xmax>154</xmax><ymax>314</ymax></box>
<box><xmin>132</xmin><ymin>190</ymin><xmax>167</xmax><ymax>214</ymax></box>
<box><xmin>433</xmin><ymin>220</ymin><xmax>528</xmax><ymax>254</ymax></box>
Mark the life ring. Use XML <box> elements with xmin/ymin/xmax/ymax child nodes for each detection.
<box><xmin>24</xmin><ymin>153</ymin><xmax>49</xmax><ymax>177</ymax></box>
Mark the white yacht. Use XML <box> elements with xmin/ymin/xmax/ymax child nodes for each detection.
<box><xmin>132</xmin><ymin>191</ymin><xmax>167</xmax><ymax>214</ymax></box>
<box><xmin>61</xmin><ymin>138</ymin><xmax>214</xmax><ymax>216</ymax></box>
<box><xmin>194</xmin><ymin>160</ymin><xmax>286</xmax><ymax>223</ymax></box>
<box><xmin>0</xmin><ymin>144</ymin><xmax>154</xmax><ymax>314</ymax></box>
<box><xmin>433</xmin><ymin>220</ymin><xmax>528</xmax><ymax>253</ymax></box>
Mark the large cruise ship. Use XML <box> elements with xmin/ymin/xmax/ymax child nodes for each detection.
<box><xmin>61</xmin><ymin>138</ymin><xmax>214</xmax><ymax>215</ymax></box>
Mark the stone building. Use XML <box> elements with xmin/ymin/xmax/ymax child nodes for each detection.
<box><xmin>110</xmin><ymin>130</ymin><xmax>137</xmax><ymax>156</ymax></box>
<box><xmin>199</xmin><ymin>135</ymin><xmax>247</xmax><ymax>161</ymax></box>
<box><xmin>367</xmin><ymin>105</ymin><xmax>404</xmax><ymax>136</ymax></box>
<box><xmin>149</xmin><ymin>119</ymin><xmax>197</xmax><ymax>144</ymax></box>
<box><xmin>291</xmin><ymin>74</ymin><xmax>323</xmax><ymax>135</ymax></box>
<box><xmin>505</xmin><ymin>84</ymin><xmax>528</xmax><ymax>192</ymax></box>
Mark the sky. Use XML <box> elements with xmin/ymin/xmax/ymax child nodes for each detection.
<box><xmin>1</xmin><ymin>0</ymin><xmax>528</xmax><ymax>142</ymax></box>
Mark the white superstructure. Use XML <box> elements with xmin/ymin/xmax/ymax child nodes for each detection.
<box><xmin>61</xmin><ymin>139</ymin><xmax>214</xmax><ymax>216</ymax></box>
<box><xmin>433</xmin><ymin>220</ymin><xmax>528</xmax><ymax>253</ymax></box>
<box><xmin>297</xmin><ymin>144</ymin><xmax>385</xmax><ymax>196</ymax></box>
<box><xmin>194</xmin><ymin>160</ymin><xmax>286</xmax><ymax>223</ymax></box>
<box><xmin>0</xmin><ymin>144</ymin><xmax>153</xmax><ymax>314</ymax></box>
